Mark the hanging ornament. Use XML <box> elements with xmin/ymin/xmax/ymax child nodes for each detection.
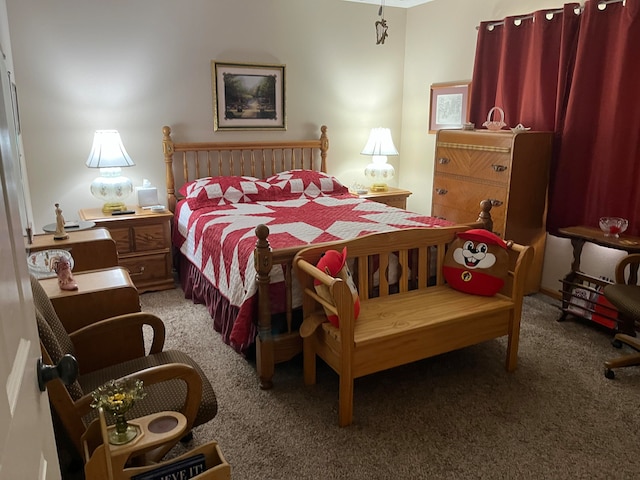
<box><xmin>375</xmin><ymin>0</ymin><xmax>388</xmax><ymax>45</ymax></box>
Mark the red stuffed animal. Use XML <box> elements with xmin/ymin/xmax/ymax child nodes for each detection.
<box><xmin>313</xmin><ymin>247</ymin><xmax>360</xmax><ymax>327</ymax></box>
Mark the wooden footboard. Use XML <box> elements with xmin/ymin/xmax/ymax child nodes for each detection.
<box><xmin>252</xmin><ymin>200</ymin><xmax>494</xmax><ymax>389</ymax></box>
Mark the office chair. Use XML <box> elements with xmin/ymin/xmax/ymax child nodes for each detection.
<box><xmin>603</xmin><ymin>254</ymin><xmax>640</xmax><ymax>379</ymax></box>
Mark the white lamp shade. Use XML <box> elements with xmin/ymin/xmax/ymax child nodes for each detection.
<box><xmin>86</xmin><ymin>130</ymin><xmax>135</xmax><ymax>213</ymax></box>
<box><xmin>86</xmin><ymin>130</ymin><xmax>135</xmax><ymax>168</ymax></box>
<box><xmin>360</xmin><ymin>127</ymin><xmax>399</xmax><ymax>156</ymax></box>
<box><xmin>361</xmin><ymin>127</ymin><xmax>398</xmax><ymax>192</ymax></box>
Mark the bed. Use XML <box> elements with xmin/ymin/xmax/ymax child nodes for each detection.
<box><xmin>162</xmin><ymin>125</ymin><xmax>493</xmax><ymax>388</ymax></box>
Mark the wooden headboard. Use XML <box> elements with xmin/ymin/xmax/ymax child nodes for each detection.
<box><xmin>161</xmin><ymin>125</ymin><xmax>329</xmax><ymax>212</ymax></box>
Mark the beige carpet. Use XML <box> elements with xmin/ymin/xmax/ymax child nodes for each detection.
<box><xmin>137</xmin><ymin>287</ymin><xmax>640</xmax><ymax>480</ymax></box>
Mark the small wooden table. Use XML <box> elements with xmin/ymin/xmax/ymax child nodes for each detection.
<box><xmin>27</xmin><ymin>228</ymin><xmax>118</xmax><ymax>274</ymax></box>
<box><xmin>557</xmin><ymin>226</ymin><xmax>640</xmax><ymax>333</ymax></box>
<box><xmin>39</xmin><ymin>267</ymin><xmax>140</xmax><ymax>333</ymax></box>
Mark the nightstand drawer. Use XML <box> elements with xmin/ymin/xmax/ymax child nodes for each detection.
<box><xmin>120</xmin><ymin>252</ymin><xmax>172</xmax><ymax>285</ymax></box>
<box><xmin>133</xmin><ymin>223</ymin><xmax>169</xmax><ymax>252</ymax></box>
<box><xmin>109</xmin><ymin>227</ymin><xmax>132</xmax><ymax>254</ymax></box>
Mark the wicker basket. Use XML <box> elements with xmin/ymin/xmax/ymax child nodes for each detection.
<box><xmin>482</xmin><ymin>106</ymin><xmax>506</xmax><ymax>131</ymax></box>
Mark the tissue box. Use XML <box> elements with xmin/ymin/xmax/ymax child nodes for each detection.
<box><xmin>136</xmin><ymin>187</ymin><xmax>159</xmax><ymax>207</ymax></box>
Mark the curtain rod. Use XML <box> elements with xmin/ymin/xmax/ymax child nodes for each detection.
<box><xmin>477</xmin><ymin>0</ymin><xmax>625</xmax><ymax>31</ymax></box>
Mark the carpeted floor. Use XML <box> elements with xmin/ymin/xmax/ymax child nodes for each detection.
<box><xmin>132</xmin><ymin>287</ymin><xmax>640</xmax><ymax>479</ymax></box>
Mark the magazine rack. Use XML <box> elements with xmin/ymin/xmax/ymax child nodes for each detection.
<box><xmin>557</xmin><ymin>226</ymin><xmax>640</xmax><ymax>334</ymax></box>
<box><xmin>82</xmin><ymin>409</ymin><xmax>230</xmax><ymax>480</ymax></box>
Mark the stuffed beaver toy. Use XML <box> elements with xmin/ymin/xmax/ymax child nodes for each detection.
<box><xmin>443</xmin><ymin>229</ymin><xmax>509</xmax><ymax>296</ymax></box>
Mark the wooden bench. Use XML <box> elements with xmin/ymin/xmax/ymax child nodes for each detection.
<box><xmin>293</xmin><ymin>225</ymin><xmax>533</xmax><ymax>426</ymax></box>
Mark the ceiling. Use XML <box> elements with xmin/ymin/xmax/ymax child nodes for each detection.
<box><xmin>343</xmin><ymin>0</ymin><xmax>435</xmax><ymax>8</ymax></box>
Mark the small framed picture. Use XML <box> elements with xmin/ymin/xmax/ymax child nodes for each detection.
<box><xmin>212</xmin><ymin>61</ymin><xmax>286</xmax><ymax>131</ymax></box>
<box><xmin>428</xmin><ymin>81</ymin><xmax>471</xmax><ymax>134</ymax></box>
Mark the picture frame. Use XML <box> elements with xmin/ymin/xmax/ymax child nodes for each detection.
<box><xmin>428</xmin><ymin>81</ymin><xmax>471</xmax><ymax>134</ymax></box>
<box><xmin>212</xmin><ymin>61</ymin><xmax>286</xmax><ymax>131</ymax></box>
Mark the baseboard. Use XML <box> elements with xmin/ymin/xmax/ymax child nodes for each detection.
<box><xmin>539</xmin><ymin>287</ymin><xmax>561</xmax><ymax>300</ymax></box>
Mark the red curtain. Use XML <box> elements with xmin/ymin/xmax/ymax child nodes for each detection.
<box><xmin>470</xmin><ymin>0</ymin><xmax>640</xmax><ymax>236</ymax></box>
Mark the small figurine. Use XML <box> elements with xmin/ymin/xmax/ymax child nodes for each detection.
<box><xmin>52</xmin><ymin>255</ymin><xmax>77</xmax><ymax>291</ymax></box>
<box><xmin>54</xmin><ymin>203</ymin><xmax>69</xmax><ymax>240</ymax></box>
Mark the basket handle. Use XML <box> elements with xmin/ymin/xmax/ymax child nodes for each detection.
<box><xmin>486</xmin><ymin>107</ymin><xmax>505</xmax><ymax>124</ymax></box>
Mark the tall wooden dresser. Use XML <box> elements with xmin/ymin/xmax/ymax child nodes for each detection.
<box><xmin>432</xmin><ymin>129</ymin><xmax>553</xmax><ymax>294</ymax></box>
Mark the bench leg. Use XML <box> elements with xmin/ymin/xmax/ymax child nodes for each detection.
<box><xmin>303</xmin><ymin>337</ymin><xmax>317</xmax><ymax>385</ymax></box>
<box><xmin>338</xmin><ymin>374</ymin><xmax>354</xmax><ymax>427</ymax></box>
<box><xmin>505</xmin><ymin>313</ymin><xmax>520</xmax><ymax>372</ymax></box>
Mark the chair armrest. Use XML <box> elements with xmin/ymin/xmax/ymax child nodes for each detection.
<box><xmin>74</xmin><ymin>363</ymin><xmax>203</xmax><ymax>429</ymax></box>
<box><xmin>70</xmin><ymin>312</ymin><xmax>165</xmax><ymax>374</ymax></box>
<box><xmin>615</xmin><ymin>253</ymin><xmax>640</xmax><ymax>285</ymax></box>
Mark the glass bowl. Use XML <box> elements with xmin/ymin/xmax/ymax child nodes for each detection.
<box><xmin>599</xmin><ymin>217</ymin><xmax>628</xmax><ymax>238</ymax></box>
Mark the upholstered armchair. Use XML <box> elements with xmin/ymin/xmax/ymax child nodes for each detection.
<box><xmin>31</xmin><ymin>275</ymin><xmax>218</xmax><ymax>462</ymax></box>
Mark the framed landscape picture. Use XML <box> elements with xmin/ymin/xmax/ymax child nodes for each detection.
<box><xmin>212</xmin><ymin>61</ymin><xmax>286</xmax><ymax>131</ymax></box>
<box><xmin>428</xmin><ymin>81</ymin><xmax>471</xmax><ymax>134</ymax></box>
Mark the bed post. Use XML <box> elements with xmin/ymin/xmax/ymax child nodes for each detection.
<box><xmin>319</xmin><ymin>125</ymin><xmax>328</xmax><ymax>173</ymax></box>
<box><xmin>162</xmin><ymin>126</ymin><xmax>177</xmax><ymax>213</ymax></box>
<box><xmin>476</xmin><ymin>199</ymin><xmax>494</xmax><ymax>232</ymax></box>
<box><xmin>254</xmin><ymin>224</ymin><xmax>274</xmax><ymax>389</ymax></box>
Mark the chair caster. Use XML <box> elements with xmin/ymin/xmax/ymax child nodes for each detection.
<box><xmin>604</xmin><ymin>368</ymin><xmax>615</xmax><ymax>379</ymax></box>
<box><xmin>611</xmin><ymin>338</ymin><xmax>622</xmax><ymax>348</ymax></box>
<box><xmin>180</xmin><ymin>431</ymin><xmax>194</xmax><ymax>443</ymax></box>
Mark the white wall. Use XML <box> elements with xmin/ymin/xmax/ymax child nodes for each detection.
<box><xmin>7</xmin><ymin>0</ymin><xmax>624</xmax><ymax>294</ymax></box>
<box><xmin>7</xmin><ymin>0</ymin><xmax>407</xmax><ymax>228</ymax></box>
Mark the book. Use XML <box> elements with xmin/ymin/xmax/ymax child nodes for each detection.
<box><xmin>131</xmin><ymin>453</ymin><xmax>206</xmax><ymax>480</ymax></box>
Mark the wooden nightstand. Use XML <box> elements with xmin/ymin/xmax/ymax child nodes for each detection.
<box><xmin>358</xmin><ymin>187</ymin><xmax>412</xmax><ymax>209</ymax></box>
<box><xmin>79</xmin><ymin>207</ymin><xmax>174</xmax><ymax>292</ymax></box>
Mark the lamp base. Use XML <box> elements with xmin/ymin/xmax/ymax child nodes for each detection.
<box><xmin>369</xmin><ymin>183</ymin><xmax>389</xmax><ymax>192</ymax></box>
<box><xmin>90</xmin><ymin>167</ymin><xmax>133</xmax><ymax>215</ymax></box>
<box><xmin>101</xmin><ymin>202</ymin><xmax>127</xmax><ymax>214</ymax></box>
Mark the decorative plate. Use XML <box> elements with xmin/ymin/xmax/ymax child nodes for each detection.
<box><xmin>27</xmin><ymin>249</ymin><xmax>74</xmax><ymax>278</ymax></box>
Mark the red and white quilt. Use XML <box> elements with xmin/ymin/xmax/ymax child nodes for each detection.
<box><xmin>173</xmin><ymin>172</ymin><xmax>453</xmax><ymax>351</ymax></box>
<box><xmin>174</xmin><ymin>194</ymin><xmax>454</xmax><ymax>350</ymax></box>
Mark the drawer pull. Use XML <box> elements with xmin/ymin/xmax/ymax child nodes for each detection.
<box><xmin>435</xmin><ymin>188</ymin><xmax>448</xmax><ymax>195</ymax></box>
<box><xmin>438</xmin><ymin>157</ymin><xmax>450</xmax><ymax>165</ymax></box>
<box><xmin>489</xmin><ymin>199</ymin><xmax>504</xmax><ymax>207</ymax></box>
<box><xmin>491</xmin><ymin>164</ymin><xmax>508</xmax><ymax>172</ymax></box>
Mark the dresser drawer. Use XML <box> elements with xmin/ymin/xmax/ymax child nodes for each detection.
<box><xmin>120</xmin><ymin>252</ymin><xmax>172</xmax><ymax>285</ymax></box>
<box><xmin>133</xmin><ymin>223</ymin><xmax>169</xmax><ymax>252</ymax></box>
<box><xmin>432</xmin><ymin>176</ymin><xmax>506</xmax><ymax>235</ymax></box>
<box><xmin>435</xmin><ymin>145</ymin><xmax>512</xmax><ymax>185</ymax></box>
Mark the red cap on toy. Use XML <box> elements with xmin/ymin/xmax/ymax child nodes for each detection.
<box><xmin>316</xmin><ymin>247</ymin><xmax>348</xmax><ymax>277</ymax></box>
<box><xmin>457</xmin><ymin>229</ymin><xmax>507</xmax><ymax>250</ymax></box>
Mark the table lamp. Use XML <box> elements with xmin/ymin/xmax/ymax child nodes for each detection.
<box><xmin>86</xmin><ymin>130</ymin><xmax>135</xmax><ymax>213</ymax></box>
<box><xmin>361</xmin><ymin>127</ymin><xmax>398</xmax><ymax>192</ymax></box>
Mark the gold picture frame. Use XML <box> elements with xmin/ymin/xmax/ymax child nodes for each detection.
<box><xmin>212</xmin><ymin>61</ymin><xmax>286</xmax><ymax>131</ymax></box>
